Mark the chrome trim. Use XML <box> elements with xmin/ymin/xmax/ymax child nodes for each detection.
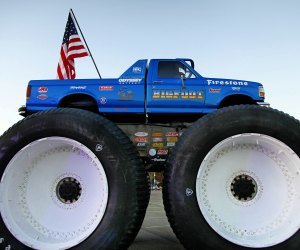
<box><xmin>256</xmin><ymin>102</ymin><xmax>270</xmax><ymax>107</ymax></box>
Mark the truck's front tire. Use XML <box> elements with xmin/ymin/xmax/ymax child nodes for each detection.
<box><xmin>0</xmin><ymin>108</ymin><xmax>149</xmax><ymax>250</ymax></box>
<box><xmin>163</xmin><ymin>105</ymin><xmax>300</xmax><ymax>250</ymax></box>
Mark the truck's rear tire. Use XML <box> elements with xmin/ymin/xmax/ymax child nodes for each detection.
<box><xmin>0</xmin><ymin>108</ymin><xmax>149</xmax><ymax>250</ymax></box>
<box><xmin>163</xmin><ymin>105</ymin><xmax>300</xmax><ymax>250</ymax></box>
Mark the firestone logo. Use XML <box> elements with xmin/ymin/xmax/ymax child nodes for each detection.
<box><xmin>207</xmin><ymin>79</ymin><xmax>248</xmax><ymax>86</ymax></box>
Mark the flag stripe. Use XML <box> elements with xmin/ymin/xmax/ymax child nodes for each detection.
<box><xmin>60</xmin><ymin>47</ymin><xmax>70</xmax><ymax>78</ymax></box>
<box><xmin>68</xmin><ymin>50</ymin><xmax>89</xmax><ymax>57</ymax></box>
<box><xmin>68</xmin><ymin>46</ymin><xmax>88</xmax><ymax>53</ymax></box>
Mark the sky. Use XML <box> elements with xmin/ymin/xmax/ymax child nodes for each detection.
<box><xmin>0</xmin><ymin>0</ymin><xmax>299</xmax><ymax>134</ymax></box>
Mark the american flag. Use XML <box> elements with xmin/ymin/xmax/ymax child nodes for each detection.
<box><xmin>57</xmin><ymin>13</ymin><xmax>88</xmax><ymax>79</ymax></box>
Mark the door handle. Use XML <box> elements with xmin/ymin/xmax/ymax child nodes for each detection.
<box><xmin>153</xmin><ymin>80</ymin><xmax>163</xmax><ymax>84</ymax></box>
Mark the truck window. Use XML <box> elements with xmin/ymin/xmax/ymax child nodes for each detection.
<box><xmin>158</xmin><ymin>61</ymin><xmax>196</xmax><ymax>79</ymax></box>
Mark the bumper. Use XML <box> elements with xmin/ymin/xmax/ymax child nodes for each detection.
<box><xmin>18</xmin><ymin>105</ymin><xmax>29</xmax><ymax>117</ymax></box>
<box><xmin>256</xmin><ymin>102</ymin><xmax>270</xmax><ymax>107</ymax></box>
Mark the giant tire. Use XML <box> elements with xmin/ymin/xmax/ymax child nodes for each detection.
<box><xmin>163</xmin><ymin>105</ymin><xmax>300</xmax><ymax>250</ymax></box>
<box><xmin>0</xmin><ymin>108</ymin><xmax>150</xmax><ymax>250</ymax></box>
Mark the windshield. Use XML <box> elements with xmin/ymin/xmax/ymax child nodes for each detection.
<box><xmin>158</xmin><ymin>61</ymin><xmax>196</xmax><ymax>79</ymax></box>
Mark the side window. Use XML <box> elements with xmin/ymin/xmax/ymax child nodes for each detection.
<box><xmin>158</xmin><ymin>61</ymin><xmax>196</xmax><ymax>79</ymax></box>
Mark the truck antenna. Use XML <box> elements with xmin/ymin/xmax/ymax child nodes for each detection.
<box><xmin>70</xmin><ymin>8</ymin><xmax>102</xmax><ymax>79</ymax></box>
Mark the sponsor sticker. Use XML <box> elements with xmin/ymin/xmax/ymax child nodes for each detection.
<box><xmin>209</xmin><ymin>88</ymin><xmax>221</xmax><ymax>93</ymax></box>
<box><xmin>37</xmin><ymin>94</ymin><xmax>48</xmax><ymax>100</ymax></box>
<box><xmin>149</xmin><ymin>148</ymin><xmax>157</xmax><ymax>156</ymax></box>
<box><xmin>152</xmin><ymin>142</ymin><xmax>164</xmax><ymax>148</ymax></box>
<box><xmin>118</xmin><ymin>78</ymin><xmax>142</xmax><ymax>84</ymax></box>
<box><xmin>38</xmin><ymin>87</ymin><xmax>48</xmax><ymax>93</ymax></box>
<box><xmin>133</xmin><ymin>67</ymin><xmax>142</xmax><ymax>73</ymax></box>
<box><xmin>99</xmin><ymin>86</ymin><xmax>114</xmax><ymax>91</ymax></box>
<box><xmin>134</xmin><ymin>132</ymin><xmax>148</xmax><ymax>137</ymax></box>
<box><xmin>137</xmin><ymin>150</ymin><xmax>147</xmax><ymax>157</ymax></box>
<box><xmin>134</xmin><ymin>137</ymin><xmax>148</xmax><ymax>142</ymax></box>
<box><xmin>206</xmin><ymin>79</ymin><xmax>248</xmax><ymax>86</ymax></box>
<box><xmin>165</xmin><ymin>131</ymin><xmax>179</xmax><ymax>137</ymax></box>
<box><xmin>118</xmin><ymin>87</ymin><xmax>134</xmax><ymax>100</ymax></box>
<box><xmin>157</xmin><ymin>149</ymin><xmax>168</xmax><ymax>155</ymax></box>
<box><xmin>152</xmin><ymin>132</ymin><xmax>163</xmax><ymax>137</ymax></box>
<box><xmin>167</xmin><ymin>137</ymin><xmax>178</xmax><ymax>142</ymax></box>
<box><xmin>70</xmin><ymin>86</ymin><xmax>86</xmax><ymax>90</ymax></box>
<box><xmin>152</xmin><ymin>158</ymin><xmax>166</xmax><ymax>162</ymax></box>
<box><xmin>152</xmin><ymin>137</ymin><xmax>163</xmax><ymax>142</ymax></box>
<box><xmin>167</xmin><ymin>142</ymin><xmax>176</xmax><ymax>147</ymax></box>
<box><xmin>100</xmin><ymin>97</ymin><xmax>107</xmax><ymax>104</ymax></box>
<box><xmin>137</xmin><ymin>142</ymin><xmax>146</xmax><ymax>147</ymax></box>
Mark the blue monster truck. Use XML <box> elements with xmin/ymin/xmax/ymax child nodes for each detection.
<box><xmin>1</xmin><ymin>59</ymin><xmax>300</xmax><ymax>250</ymax></box>
<box><xmin>20</xmin><ymin>58</ymin><xmax>267</xmax><ymax>117</ymax></box>
<box><xmin>19</xmin><ymin>58</ymin><xmax>267</xmax><ymax>169</ymax></box>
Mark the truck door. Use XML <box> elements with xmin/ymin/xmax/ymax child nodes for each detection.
<box><xmin>147</xmin><ymin>60</ymin><xmax>205</xmax><ymax>113</ymax></box>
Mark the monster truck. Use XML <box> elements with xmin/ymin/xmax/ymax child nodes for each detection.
<box><xmin>18</xmin><ymin>58</ymin><xmax>268</xmax><ymax>170</ymax></box>
<box><xmin>0</xmin><ymin>58</ymin><xmax>299</xmax><ymax>250</ymax></box>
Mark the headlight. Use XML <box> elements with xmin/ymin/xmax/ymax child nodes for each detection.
<box><xmin>259</xmin><ymin>86</ymin><xmax>265</xmax><ymax>98</ymax></box>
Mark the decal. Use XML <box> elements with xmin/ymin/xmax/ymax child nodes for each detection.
<box><xmin>207</xmin><ymin>79</ymin><xmax>248</xmax><ymax>86</ymax></box>
<box><xmin>167</xmin><ymin>137</ymin><xmax>178</xmax><ymax>142</ymax></box>
<box><xmin>118</xmin><ymin>87</ymin><xmax>134</xmax><ymax>100</ymax></box>
<box><xmin>152</xmin><ymin>158</ymin><xmax>166</xmax><ymax>162</ymax></box>
<box><xmin>165</xmin><ymin>131</ymin><xmax>179</xmax><ymax>137</ymax></box>
<box><xmin>152</xmin><ymin>142</ymin><xmax>164</xmax><ymax>148</ymax></box>
<box><xmin>152</xmin><ymin>137</ymin><xmax>163</xmax><ymax>142</ymax></box>
<box><xmin>38</xmin><ymin>86</ymin><xmax>48</xmax><ymax>93</ymax></box>
<box><xmin>134</xmin><ymin>132</ymin><xmax>148</xmax><ymax>137</ymax></box>
<box><xmin>133</xmin><ymin>67</ymin><xmax>142</xmax><ymax>73</ymax></box>
<box><xmin>157</xmin><ymin>149</ymin><xmax>168</xmax><ymax>155</ymax></box>
<box><xmin>100</xmin><ymin>97</ymin><xmax>107</xmax><ymax>104</ymax></box>
<box><xmin>152</xmin><ymin>132</ymin><xmax>163</xmax><ymax>137</ymax></box>
<box><xmin>167</xmin><ymin>142</ymin><xmax>176</xmax><ymax>147</ymax></box>
<box><xmin>153</xmin><ymin>89</ymin><xmax>203</xmax><ymax>100</ymax></box>
<box><xmin>232</xmin><ymin>87</ymin><xmax>241</xmax><ymax>91</ymax></box>
<box><xmin>209</xmin><ymin>88</ymin><xmax>221</xmax><ymax>93</ymax></box>
<box><xmin>70</xmin><ymin>86</ymin><xmax>87</xmax><ymax>90</ymax></box>
<box><xmin>137</xmin><ymin>142</ymin><xmax>147</xmax><ymax>147</ymax></box>
<box><xmin>95</xmin><ymin>144</ymin><xmax>103</xmax><ymax>151</ymax></box>
<box><xmin>138</xmin><ymin>149</ymin><xmax>147</xmax><ymax>155</ymax></box>
<box><xmin>37</xmin><ymin>94</ymin><xmax>48</xmax><ymax>100</ymax></box>
<box><xmin>149</xmin><ymin>148</ymin><xmax>157</xmax><ymax>156</ymax></box>
<box><xmin>118</xmin><ymin>78</ymin><xmax>142</xmax><ymax>84</ymax></box>
<box><xmin>134</xmin><ymin>137</ymin><xmax>148</xmax><ymax>142</ymax></box>
<box><xmin>186</xmin><ymin>188</ymin><xmax>194</xmax><ymax>196</ymax></box>
<box><xmin>99</xmin><ymin>86</ymin><xmax>114</xmax><ymax>91</ymax></box>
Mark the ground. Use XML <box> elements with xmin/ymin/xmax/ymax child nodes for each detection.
<box><xmin>129</xmin><ymin>190</ymin><xmax>184</xmax><ymax>250</ymax></box>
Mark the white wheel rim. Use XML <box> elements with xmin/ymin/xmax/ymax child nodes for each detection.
<box><xmin>196</xmin><ymin>133</ymin><xmax>300</xmax><ymax>248</ymax></box>
<box><xmin>0</xmin><ymin>137</ymin><xmax>108</xmax><ymax>250</ymax></box>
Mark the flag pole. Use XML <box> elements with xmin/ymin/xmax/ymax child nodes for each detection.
<box><xmin>70</xmin><ymin>9</ymin><xmax>102</xmax><ymax>79</ymax></box>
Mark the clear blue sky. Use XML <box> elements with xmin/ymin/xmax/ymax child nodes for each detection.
<box><xmin>0</xmin><ymin>0</ymin><xmax>299</xmax><ymax>134</ymax></box>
